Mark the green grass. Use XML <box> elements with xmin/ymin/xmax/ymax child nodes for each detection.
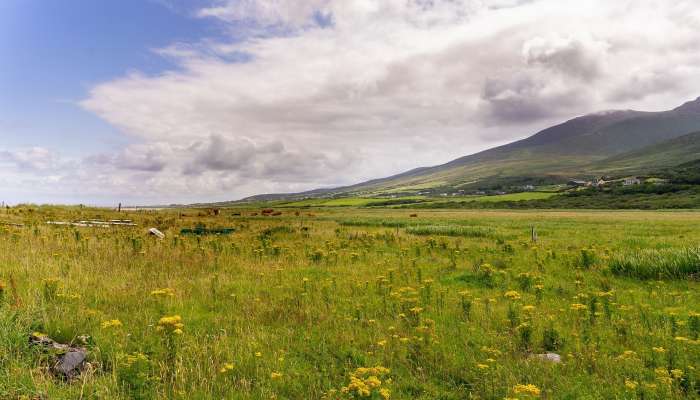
<box><xmin>0</xmin><ymin>206</ymin><xmax>699</xmax><ymax>399</ymax></box>
<box><xmin>278</xmin><ymin>196</ymin><xmax>425</xmax><ymax>207</ymax></box>
<box><xmin>468</xmin><ymin>192</ymin><xmax>559</xmax><ymax>202</ymax></box>
<box><xmin>337</xmin><ymin>218</ymin><xmax>413</xmax><ymax>228</ymax></box>
<box><xmin>406</xmin><ymin>224</ymin><xmax>497</xmax><ymax>238</ymax></box>
<box><xmin>609</xmin><ymin>247</ymin><xmax>700</xmax><ymax>279</ymax></box>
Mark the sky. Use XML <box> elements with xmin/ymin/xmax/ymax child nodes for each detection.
<box><xmin>1</xmin><ymin>0</ymin><xmax>700</xmax><ymax>206</ymax></box>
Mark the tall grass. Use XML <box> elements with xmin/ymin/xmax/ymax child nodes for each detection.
<box><xmin>609</xmin><ymin>247</ymin><xmax>700</xmax><ymax>279</ymax></box>
<box><xmin>2</xmin><ymin>206</ymin><xmax>700</xmax><ymax>398</ymax></box>
<box><xmin>337</xmin><ymin>218</ymin><xmax>413</xmax><ymax>228</ymax></box>
<box><xmin>406</xmin><ymin>225</ymin><xmax>496</xmax><ymax>238</ymax></box>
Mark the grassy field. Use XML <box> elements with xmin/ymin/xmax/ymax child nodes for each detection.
<box><xmin>278</xmin><ymin>197</ymin><xmax>426</xmax><ymax>208</ymax></box>
<box><xmin>1</xmin><ymin>207</ymin><xmax>699</xmax><ymax>399</ymax></box>
<box><xmin>463</xmin><ymin>192</ymin><xmax>559</xmax><ymax>203</ymax></box>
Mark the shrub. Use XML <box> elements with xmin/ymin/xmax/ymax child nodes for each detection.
<box><xmin>542</xmin><ymin>325</ymin><xmax>563</xmax><ymax>351</ymax></box>
<box><xmin>578</xmin><ymin>248</ymin><xmax>597</xmax><ymax>269</ymax></box>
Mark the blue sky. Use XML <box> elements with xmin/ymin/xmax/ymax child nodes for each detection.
<box><xmin>1</xmin><ymin>0</ymin><xmax>699</xmax><ymax>205</ymax></box>
<box><xmin>0</xmin><ymin>0</ymin><xmax>220</xmax><ymax>154</ymax></box>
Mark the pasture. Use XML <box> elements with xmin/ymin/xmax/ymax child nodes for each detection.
<box><xmin>0</xmin><ymin>207</ymin><xmax>699</xmax><ymax>399</ymax></box>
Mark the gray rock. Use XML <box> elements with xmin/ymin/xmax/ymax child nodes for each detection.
<box><xmin>29</xmin><ymin>333</ymin><xmax>88</xmax><ymax>379</ymax></box>
<box><xmin>533</xmin><ymin>352</ymin><xmax>562</xmax><ymax>363</ymax></box>
<box><xmin>53</xmin><ymin>349</ymin><xmax>87</xmax><ymax>379</ymax></box>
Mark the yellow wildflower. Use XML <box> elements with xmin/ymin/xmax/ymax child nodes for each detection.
<box><xmin>157</xmin><ymin>315</ymin><xmax>184</xmax><ymax>335</ymax></box>
<box><xmin>219</xmin><ymin>363</ymin><xmax>234</xmax><ymax>373</ymax></box>
<box><xmin>624</xmin><ymin>379</ymin><xmax>638</xmax><ymax>390</ymax></box>
<box><xmin>379</xmin><ymin>388</ymin><xmax>391</xmax><ymax>399</ymax></box>
<box><xmin>504</xmin><ymin>291</ymin><xmax>521</xmax><ymax>300</ymax></box>
<box><xmin>150</xmin><ymin>288</ymin><xmax>175</xmax><ymax>297</ymax></box>
<box><xmin>101</xmin><ymin>319</ymin><xmax>122</xmax><ymax>329</ymax></box>
<box><xmin>513</xmin><ymin>383</ymin><xmax>541</xmax><ymax>397</ymax></box>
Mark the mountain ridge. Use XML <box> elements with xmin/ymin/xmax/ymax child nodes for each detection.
<box><xmin>240</xmin><ymin>97</ymin><xmax>700</xmax><ymax>202</ymax></box>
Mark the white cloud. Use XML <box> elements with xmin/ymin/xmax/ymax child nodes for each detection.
<box><xmin>0</xmin><ymin>147</ymin><xmax>62</xmax><ymax>171</ymax></box>
<box><xmin>523</xmin><ymin>34</ymin><xmax>609</xmax><ymax>81</ymax></box>
<box><xmin>18</xmin><ymin>0</ymin><xmax>698</xmax><ymax>204</ymax></box>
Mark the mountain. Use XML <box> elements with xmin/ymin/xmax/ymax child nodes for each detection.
<box><xmin>242</xmin><ymin>97</ymin><xmax>700</xmax><ymax>201</ymax></box>
<box><xmin>590</xmin><ymin>130</ymin><xmax>700</xmax><ymax>174</ymax></box>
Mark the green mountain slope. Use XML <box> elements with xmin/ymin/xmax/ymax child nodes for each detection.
<box><xmin>242</xmin><ymin>97</ymin><xmax>700</xmax><ymax>201</ymax></box>
<box><xmin>589</xmin><ymin>131</ymin><xmax>700</xmax><ymax>174</ymax></box>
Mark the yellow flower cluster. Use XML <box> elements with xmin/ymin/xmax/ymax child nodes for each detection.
<box><xmin>121</xmin><ymin>352</ymin><xmax>149</xmax><ymax>367</ymax></box>
<box><xmin>219</xmin><ymin>363</ymin><xmax>234</xmax><ymax>374</ymax></box>
<box><xmin>157</xmin><ymin>315</ymin><xmax>184</xmax><ymax>335</ymax></box>
<box><xmin>655</xmin><ymin>368</ymin><xmax>673</xmax><ymax>385</ymax></box>
<box><xmin>271</xmin><ymin>371</ymin><xmax>283</xmax><ymax>379</ymax></box>
<box><xmin>481</xmin><ymin>346</ymin><xmax>502</xmax><ymax>357</ymax></box>
<box><xmin>101</xmin><ymin>319</ymin><xmax>123</xmax><ymax>329</ymax></box>
<box><xmin>340</xmin><ymin>366</ymin><xmax>391</xmax><ymax>399</ymax></box>
<box><xmin>654</xmin><ymin>367</ymin><xmax>684</xmax><ymax>385</ymax></box>
<box><xmin>617</xmin><ymin>350</ymin><xmax>638</xmax><ymax>360</ymax></box>
<box><xmin>570</xmin><ymin>303</ymin><xmax>587</xmax><ymax>311</ymax></box>
<box><xmin>151</xmin><ymin>288</ymin><xmax>175</xmax><ymax>297</ymax></box>
<box><xmin>624</xmin><ymin>379</ymin><xmax>638</xmax><ymax>390</ymax></box>
<box><xmin>504</xmin><ymin>291</ymin><xmax>521</xmax><ymax>300</ymax></box>
<box><xmin>513</xmin><ymin>383</ymin><xmax>541</xmax><ymax>397</ymax></box>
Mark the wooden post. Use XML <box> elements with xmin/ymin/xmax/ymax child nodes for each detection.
<box><xmin>531</xmin><ymin>226</ymin><xmax>538</xmax><ymax>243</ymax></box>
<box><xmin>118</xmin><ymin>202</ymin><xmax>122</xmax><ymax>212</ymax></box>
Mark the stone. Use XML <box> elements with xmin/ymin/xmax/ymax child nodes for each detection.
<box><xmin>533</xmin><ymin>352</ymin><xmax>561</xmax><ymax>363</ymax></box>
<box><xmin>29</xmin><ymin>333</ymin><xmax>88</xmax><ymax>379</ymax></box>
<box><xmin>53</xmin><ymin>349</ymin><xmax>87</xmax><ymax>379</ymax></box>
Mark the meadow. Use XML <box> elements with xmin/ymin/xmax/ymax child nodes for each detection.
<box><xmin>0</xmin><ymin>206</ymin><xmax>699</xmax><ymax>399</ymax></box>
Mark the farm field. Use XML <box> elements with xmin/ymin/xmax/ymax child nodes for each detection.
<box><xmin>1</xmin><ymin>207</ymin><xmax>699</xmax><ymax>399</ymax></box>
<box><xmin>457</xmin><ymin>192</ymin><xmax>559</xmax><ymax>203</ymax></box>
<box><xmin>235</xmin><ymin>192</ymin><xmax>561</xmax><ymax>209</ymax></box>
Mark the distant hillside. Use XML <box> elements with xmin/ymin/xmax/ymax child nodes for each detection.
<box><xmin>240</xmin><ymin>96</ymin><xmax>700</xmax><ymax>202</ymax></box>
<box><xmin>590</xmin><ymin>131</ymin><xmax>700</xmax><ymax>174</ymax></box>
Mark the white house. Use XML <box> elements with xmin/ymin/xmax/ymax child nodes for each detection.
<box><xmin>623</xmin><ymin>177</ymin><xmax>641</xmax><ymax>186</ymax></box>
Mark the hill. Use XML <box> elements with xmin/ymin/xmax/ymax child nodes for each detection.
<box><xmin>589</xmin><ymin>131</ymin><xmax>700</xmax><ymax>175</ymax></box>
<box><xmin>240</xmin><ymin>97</ymin><xmax>700</xmax><ymax>201</ymax></box>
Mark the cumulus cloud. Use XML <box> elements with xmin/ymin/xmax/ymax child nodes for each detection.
<box><xmin>523</xmin><ymin>34</ymin><xmax>609</xmax><ymax>81</ymax></box>
<box><xmin>87</xmin><ymin>143</ymin><xmax>172</xmax><ymax>172</ymax></box>
<box><xmin>0</xmin><ymin>147</ymin><xmax>62</xmax><ymax>171</ymax></box>
<box><xmin>58</xmin><ymin>0</ymin><xmax>700</xmax><ymax>203</ymax></box>
<box><xmin>198</xmin><ymin>0</ymin><xmax>332</xmax><ymax>29</ymax></box>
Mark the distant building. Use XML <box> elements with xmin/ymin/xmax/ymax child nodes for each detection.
<box><xmin>623</xmin><ymin>177</ymin><xmax>641</xmax><ymax>186</ymax></box>
<box><xmin>523</xmin><ymin>184</ymin><xmax>535</xmax><ymax>191</ymax></box>
<box><xmin>568</xmin><ymin>180</ymin><xmax>590</xmax><ymax>187</ymax></box>
<box><xmin>592</xmin><ymin>178</ymin><xmax>607</xmax><ymax>187</ymax></box>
